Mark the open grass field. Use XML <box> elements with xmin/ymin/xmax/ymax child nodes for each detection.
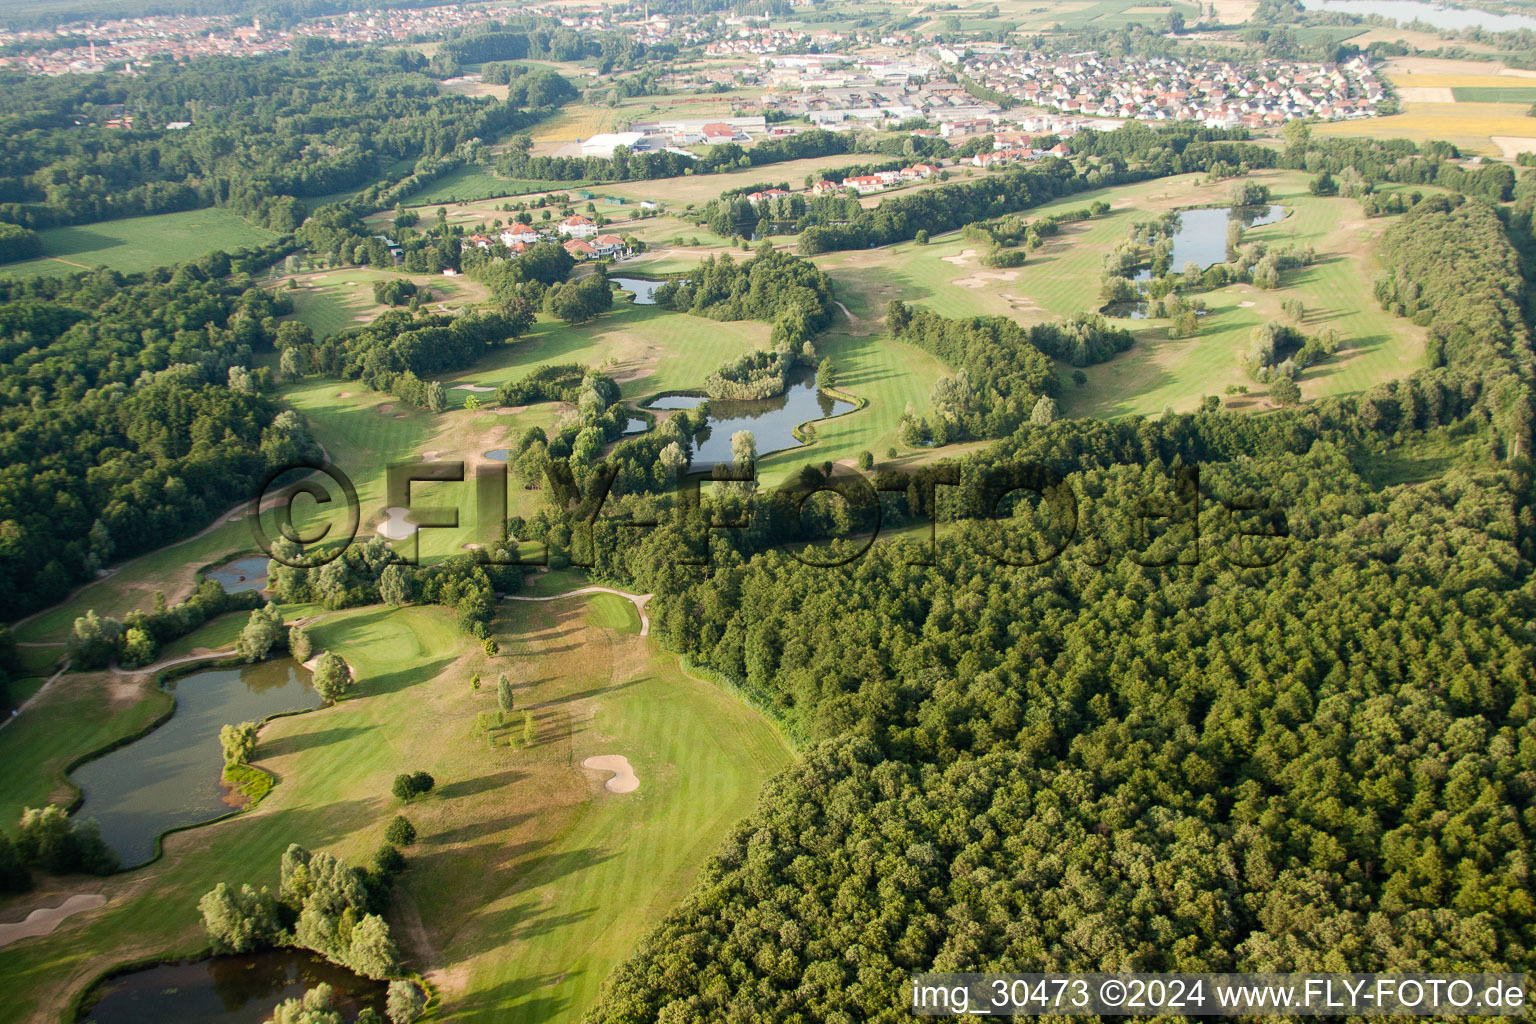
<box><xmin>0</xmin><ymin>208</ymin><xmax>279</xmax><ymax>279</ymax></box>
<box><xmin>1452</xmin><ymin>86</ymin><xmax>1536</xmax><ymax>102</ymax></box>
<box><xmin>408</xmin><ymin>166</ymin><xmax>597</xmax><ymax>205</ymax></box>
<box><xmin>814</xmin><ymin>170</ymin><xmax>1426</xmax><ymax>420</ymax></box>
<box><xmin>0</xmin><ymin>595</ymin><xmax>790</xmax><ymax>1023</ymax></box>
<box><xmin>282</xmin><ymin>267</ymin><xmax>489</xmax><ymax>339</ymax></box>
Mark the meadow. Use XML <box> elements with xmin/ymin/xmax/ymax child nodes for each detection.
<box><xmin>0</xmin><ymin>208</ymin><xmax>278</xmax><ymax>279</ymax></box>
<box><xmin>0</xmin><ymin>596</ymin><xmax>790</xmax><ymax>1023</ymax></box>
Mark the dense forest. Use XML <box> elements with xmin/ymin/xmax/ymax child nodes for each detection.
<box><xmin>508</xmin><ymin>128</ymin><xmax>1536</xmax><ymax>1023</ymax></box>
<box><xmin>0</xmin><ymin>243</ymin><xmax>317</xmax><ymax>619</ymax></box>
<box><xmin>0</xmin><ymin>44</ymin><xmax>549</xmax><ymax>230</ymax></box>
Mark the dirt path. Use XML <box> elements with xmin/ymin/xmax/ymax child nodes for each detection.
<box><xmin>502</xmin><ymin>587</ymin><xmax>653</xmax><ymax>637</ymax></box>
<box><xmin>0</xmin><ymin>660</ymin><xmax>71</xmax><ymax>733</ymax></box>
<box><xmin>833</xmin><ymin>300</ymin><xmax>859</xmax><ymax>324</ymax></box>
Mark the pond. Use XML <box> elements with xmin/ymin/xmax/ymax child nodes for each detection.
<box><xmin>1133</xmin><ymin>204</ymin><xmax>1286</xmax><ymax>282</ymax></box>
<box><xmin>79</xmin><ymin>950</ymin><xmax>385</xmax><ymax>1024</ymax></box>
<box><xmin>647</xmin><ymin>370</ymin><xmax>856</xmax><ymax>468</ymax></box>
<box><xmin>70</xmin><ymin>661</ymin><xmax>321</xmax><ymax>867</ymax></box>
<box><xmin>1299</xmin><ymin>0</ymin><xmax>1536</xmax><ymax>32</ymax></box>
<box><xmin>622</xmin><ymin>415</ymin><xmax>649</xmax><ymax>434</ymax></box>
<box><xmin>611</xmin><ymin>277</ymin><xmax>664</xmax><ymax>304</ymax></box>
<box><xmin>204</xmin><ymin>556</ymin><xmax>269</xmax><ymax>594</ymax></box>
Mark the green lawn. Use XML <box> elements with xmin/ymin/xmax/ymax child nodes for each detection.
<box><xmin>0</xmin><ymin>208</ymin><xmax>279</xmax><ymax>279</ymax></box>
<box><xmin>0</xmin><ymin>601</ymin><xmax>790</xmax><ymax>1024</ymax></box>
<box><xmin>283</xmin><ymin>267</ymin><xmax>489</xmax><ymax>339</ymax></box>
<box><xmin>408</xmin><ymin>166</ymin><xmax>594</xmax><ymax>204</ymax></box>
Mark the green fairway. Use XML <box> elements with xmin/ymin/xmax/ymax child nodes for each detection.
<box><xmin>584</xmin><ymin>592</ymin><xmax>641</xmax><ymax>633</ymax></box>
<box><xmin>283</xmin><ymin>267</ymin><xmax>490</xmax><ymax>339</ymax></box>
<box><xmin>0</xmin><ymin>599</ymin><xmax>790</xmax><ymax>1023</ymax></box>
<box><xmin>409</xmin><ymin>166</ymin><xmax>594</xmax><ymax>204</ymax></box>
<box><xmin>817</xmin><ymin>170</ymin><xmax>1427</xmax><ymax>420</ymax></box>
<box><xmin>0</xmin><ymin>208</ymin><xmax>279</xmax><ymax>279</ymax></box>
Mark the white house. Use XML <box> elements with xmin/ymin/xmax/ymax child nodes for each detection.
<box><xmin>558</xmin><ymin>215</ymin><xmax>597</xmax><ymax>239</ymax></box>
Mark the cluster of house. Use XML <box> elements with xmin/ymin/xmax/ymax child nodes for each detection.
<box><xmin>758</xmin><ymin>53</ymin><xmax>1006</xmax><ymax>130</ymax></box>
<box><xmin>807</xmin><ymin>163</ymin><xmax>942</xmax><ymax>197</ymax></box>
<box><xmin>960</xmin><ymin>51</ymin><xmax>1384</xmax><ymax>127</ymax></box>
<box><xmin>969</xmin><ymin>139</ymin><xmax>1073</xmax><ymax>167</ymax></box>
<box><xmin>463</xmin><ymin>216</ymin><xmax>630</xmax><ymax>261</ymax></box>
<box><xmin>0</xmin><ymin>4</ymin><xmax>524</xmax><ymax>76</ymax></box>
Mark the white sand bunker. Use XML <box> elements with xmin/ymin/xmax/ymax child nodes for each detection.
<box><xmin>452</xmin><ymin>384</ymin><xmax>496</xmax><ymax>392</ymax></box>
<box><xmin>953</xmin><ymin>271</ymin><xmax>1020</xmax><ymax>289</ymax></box>
<box><xmin>0</xmin><ymin>894</ymin><xmax>107</xmax><ymax>949</ymax></box>
<box><xmin>376</xmin><ymin>506</ymin><xmax>418</xmax><ymax>540</ymax></box>
<box><xmin>583</xmin><ymin>754</ymin><xmax>640</xmax><ymax>793</ymax></box>
<box><xmin>941</xmin><ymin>249</ymin><xmax>978</xmax><ymax>265</ymax></box>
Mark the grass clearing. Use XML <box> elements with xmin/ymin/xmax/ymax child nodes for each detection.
<box><xmin>282</xmin><ymin>267</ymin><xmax>489</xmax><ymax>339</ymax></box>
<box><xmin>0</xmin><ymin>208</ymin><xmax>278</xmax><ymax>279</ymax></box>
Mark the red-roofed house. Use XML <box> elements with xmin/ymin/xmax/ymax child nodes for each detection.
<box><xmin>812</xmin><ymin>180</ymin><xmax>839</xmax><ymax>196</ymax></box>
<box><xmin>563</xmin><ymin>238</ymin><xmax>597</xmax><ymax>258</ymax></box>
<box><xmin>701</xmin><ymin>122</ymin><xmax>739</xmax><ymax>142</ymax></box>
<box><xmin>843</xmin><ymin>174</ymin><xmax>887</xmax><ymax>195</ymax></box>
<box><xmin>591</xmin><ymin>233</ymin><xmax>627</xmax><ymax>257</ymax></box>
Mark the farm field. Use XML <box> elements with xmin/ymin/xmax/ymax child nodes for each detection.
<box><xmin>0</xmin><ymin>598</ymin><xmax>790</xmax><ymax>1024</ymax></box>
<box><xmin>1321</xmin><ymin>58</ymin><xmax>1536</xmax><ymax>154</ymax></box>
<box><xmin>1</xmin><ymin>208</ymin><xmax>279</xmax><ymax>279</ymax></box>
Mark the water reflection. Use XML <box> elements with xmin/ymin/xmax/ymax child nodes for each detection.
<box><xmin>648</xmin><ymin>371</ymin><xmax>856</xmax><ymax>468</ymax></box>
<box><xmin>81</xmin><ymin>950</ymin><xmax>385</xmax><ymax>1024</ymax></box>
<box><xmin>70</xmin><ymin>661</ymin><xmax>320</xmax><ymax>866</ymax></box>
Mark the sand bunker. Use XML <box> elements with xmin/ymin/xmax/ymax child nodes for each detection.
<box><xmin>337</xmin><ymin>391</ymin><xmax>352</xmax><ymax>398</ymax></box>
<box><xmin>376</xmin><ymin>403</ymin><xmax>394</xmax><ymax>414</ymax></box>
<box><xmin>376</xmin><ymin>506</ymin><xmax>418</xmax><ymax>541</ymax></box>
<box><xmin>952</xmin><ymin>270</ymin><xmax>1021</xmax><ymax>289</ymax></box>
<box><xmin>582</xmin><ymin>754</ymin><xmax>640</xmax><ymax>793</ymax></box>
<box><xmin>941</xmin><ymin>249</ymin><xmax>978</xmax><ymax>265</ymax></box>
<box><xmin>0</xmin><ymin>894</ymin><xmax>106</xmax><ymax>949</ymax></box>
<box><xmin>452</xmin><ymin>384</ymin><xmax>496</xmax><ymax>392</ymax></box>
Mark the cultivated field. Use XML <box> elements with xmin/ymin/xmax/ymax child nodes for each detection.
<box><xmin>1</xmin><ymin>208</ymin><xmax>279</xmax><ymax>279</ymax></box>
<box><xmin>1320</xmin><ymin>57</ymin><xmax>1536</xmax><ymax>154</ymax></box>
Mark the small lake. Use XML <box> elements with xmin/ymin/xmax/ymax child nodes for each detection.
<box><xmin>80</xmin><ymin>950</ymin><xmax>385</xmax><ymax>1024</ymax></box>
<box><xmin>622</xmin><ymin>415</ymin><xmax>649</xmax><ymax>434</ymax></box>
<box><xmin>647</xmin><ymin>371</ymin><xmax>855</xmax><ymax>468</ymax></box>
<box><xmin>611</xmin><ymin>277</ymin><xmax>664</xmax><ymax>304</ymax></box>
<box><xmin>484</xmin><ymin>449</ymin><xmax>510</xmax><ymax>461</ymax></box>
<box><xmin>1300</xmin><ymin>0</ymin><xmax>1536</xmax><ymax>32</ymax></box>
<box><xmin>1133</xmin><ymin>204</ymin><xmax>1286</xmax><ymax>282</ymax></box>
<box><xmin>204</xmin><ymin>556</ymin><xmax>268</xmax><ymax>594</ymax></box>
<box><xmin>71</xmin><ymin>661</ymin><xmax>320</xmax><ymax>867</ymax></box>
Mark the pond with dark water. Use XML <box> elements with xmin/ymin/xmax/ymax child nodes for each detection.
<box><xmin>70</xmin><ymin>661</ymin><xmax>320</xmax><ymax>867</ymax></box>
<box><xmin>204</xmin><ymin>556</ymin><xmax>269</xmax><ymax>594</ymax></box>
<box><xmin>611</xmin><ymin>277</ymin><xmax>664</xmax><ymax>304</ymax></box>
<box><xmin>646</xmin><ymin>371</ymin><xmax>855</xmax><ymax>468</ymax></box>
<box><xmin>79</xmin><ymin>950</ymin><xmax>385</xmax><ymax>1024</ymax></box>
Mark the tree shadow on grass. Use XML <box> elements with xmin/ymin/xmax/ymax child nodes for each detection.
<box><xmin>433</xmin><ymin>767</ymin><xmax>527</xmax><ymax>800</ymax></box>
<box><xmin>256</xmin><ymin>724</ymin><xmax>371</xmax><ymax>758</ymax></box>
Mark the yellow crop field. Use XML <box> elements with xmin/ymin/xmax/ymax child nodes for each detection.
<box><xmin>1316</xmin><ymin>101</ymin><xmax>1536</xmax><ymax>155</ymax></box>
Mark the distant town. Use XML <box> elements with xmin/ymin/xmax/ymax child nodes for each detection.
<box><xmin>1</xmin><ymin>1</ymin><xmax>1383</xmax><ymax>136</ymax></box>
